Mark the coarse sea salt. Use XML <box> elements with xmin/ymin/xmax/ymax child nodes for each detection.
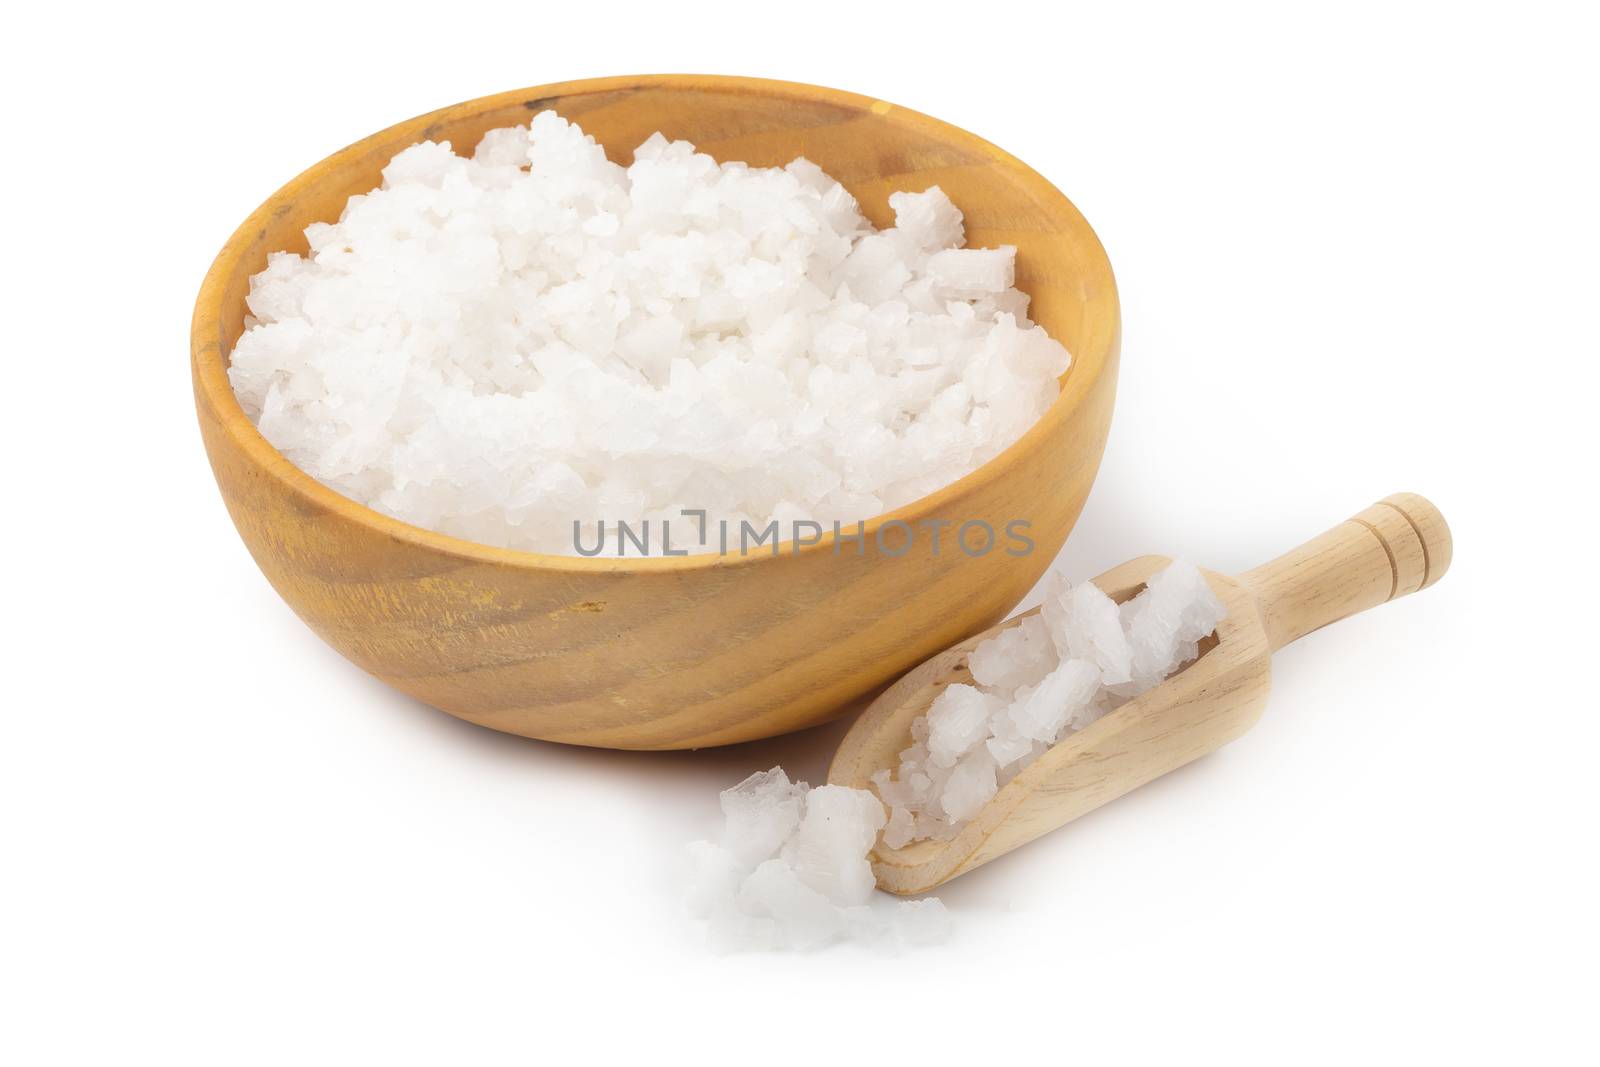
<box><xmin>686</xmin><ymin>768</ymin><xmax>950</xmax><ymax>953</ymax></box>
<box><xmin>227</xmin><ymin>111</ymin><xmax>1070</xmax><ymax>555</ymax></box>
<box><xmin>873</xmin><ymin>561</ymin><xmax>1227</xmax><ymax>847</ymax></box>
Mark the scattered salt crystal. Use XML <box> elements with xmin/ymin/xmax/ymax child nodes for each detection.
<box><xmin>843</xmin><ymin>896</ymin><xmax>954</xmax><ymax>951</ymax></box>
<box><xmin>736</xmin><ymin>859</ymin><xmax>843</xmax><ymax>950</ymax></box>
<box><xmin>687</xmin><ymin>768</ymin><xmax>947</xmax><ymax>952</ymax></box>
<box><xmin>892</xmin><ymin>898</ymin><xmax>954</xmax><ymax>947</ymax></box>
<box><xmin>872</xmin><ymin>560</ymin><xmax>1227</xmax><ymax>845</ymax></box>
<box><xmin>718</xmin><ymin>766</ymin><xmax>806</xmax><ymax>866</ymax></box>
<box><xmin>781</xmin><ymin>784</ymin><xmax>885</xmax><ymax>906</ymax></box>
<box><xmin>705</xmin><ymin>905</ymin><xmax>780</xmax><ymax>955</ymax></box>
<box><xmin>228</xmin><ymin>112</ymin><xmax>1071</xmax><ymax>555</ymax></box>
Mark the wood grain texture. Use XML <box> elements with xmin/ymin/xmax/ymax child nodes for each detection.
<box><xmin>828</xmin><ymin>494</ymin><xmax>1452</xmax><ymax>894</ymax></box>
<box><xmin>190</xmin><ymin>75</ymin><xmax>1121</xmax><ymax>750</ymax></box>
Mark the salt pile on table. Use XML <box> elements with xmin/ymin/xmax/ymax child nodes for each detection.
<box><xmin>873</xmin><ymin>561</ymin><xmax>1227</xmax><ymax>847</ymax></box>
<box><xmin>228</xmin><ymin>111</ymin><xmax>1071</xmax><ymax>555</ymax></box>
<box><xmin>686</xmin><ymin>768</ymin><xmax>949</xmax><ymax>952</ymax></box>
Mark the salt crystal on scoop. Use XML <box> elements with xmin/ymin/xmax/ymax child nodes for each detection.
<box><xmin>925</xmin><ymin>684</ymin><xmax>1002</xmax><ymax>766</ymax></box>
<box><xmin>1042</xmin><ymin>574</ymin><xmax>1135</xmax><ymax>686</ymax></box>
<box><xmin>940</xmin><ymin>747</ymin><xmax>1000</xmax><ymax>822</ymax></box>
<box><xmin>1007</xmin><ymin>658</ymin><xmax>1101</xmax><ymax>743</ymax></box>
<box><xmin>874</xmin><ymin>560</ymin><xmax>1227</xmax><ymax>846</ymax></box>
<box><xmin>967</xmin><ymin>615</ymin><xmax>1056</xmax><ymax>692</ymax></box>
<box><xmin>1118</xmin><ymin>560</ymin><xmax>1227</xmax><ymax>696</ymax></box>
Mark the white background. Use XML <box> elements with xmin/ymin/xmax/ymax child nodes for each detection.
<box><xmin>4</xmin><ymin>2</ymin><xmax>1596</xmax><ymax>1063</ymax></box>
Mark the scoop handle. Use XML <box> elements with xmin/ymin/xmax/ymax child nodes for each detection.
<box><xmin>1239</xmin><ymin>493</ymin><xmax>1452</xmax><ymax>651</ymax></box>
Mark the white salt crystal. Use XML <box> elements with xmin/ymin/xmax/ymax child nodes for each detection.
<box><xmin>781</xmin><ymin>784</ymin><xmax>886</xmax><ymax>906</ymax></box>
<box><xmin>737</xmin><ymin>859</ymin><xmax>844</xmax><ymax>950</ymax></box>
<box><xmin>1042</xmin><ymin>574</ymin><xmax>1134</xmax><ymax>686</ymax></box>
<box><xmin>889</xmin><ymin>187</ymin><xmax>965</xmax><ymax>252</ymax></box>
<box><xmin>883</xmin><ymin>804</ymin><xmax>916</xmax><ymax>850</ymax></box>
<box><xmin>229</xmin><ymin>114</ymin><xmax>1070</xmax><ymax>556</ymax></box>
<box><xmin>891</xmin><ymin>898</ymin><xmax>953</xmax><ymax>947</ymax></box>
<box><xmin>940</xmin><ymin>746</ymin><xmax>999</xmax><ymax>822</ymax></box>
<box><xmin>687</xmin><ymin>768</ymin><xmax>947</xmax><ymax>952</ymax></box>
<box><xmin>1120</xmin><ymin>560</ymin><xmax>1227</xmax><ymax>695</ymax></box>
<box><xmin>843</xmin><ymin>896</ymin><xmax>955</xmax><ymax>953</ymax></box>
<box><xmin>869</xmin><ymin>767</ymin><xmax>909</xmax><ymax>809</ymax></box>
<box><xmin>967</xmin><ymin>614</ymin><xmax>1057</xmax><ymax>692</ymax></box>
<box><xmin>925</xmin><ymin>684</ymin><xmax>1001</xmax><ymax>767</ymax></box>
<box><xmin>719</xmin><ymin>767</ymin><xmax>806</xmax><ymax>866</ymax></box>
<box><xmin>985</xmin><ymin>714</ymin><xmax>1037</xmax><ymax>769</ymax></box>
<box><xmin>925</xmin><ymin>247</ymin><xmax>1016</xmax><ymax>294</ymax></box>
<box><xmin>1007</xmin><ymin>658</ymin><xmax>1102</xmax><ymax>742</ymax></box>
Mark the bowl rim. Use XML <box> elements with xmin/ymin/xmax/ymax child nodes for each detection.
<box><xmin>191</xmin><ymin>73</ymin><xmax>1119</xmax><ymax>575</ymax></box>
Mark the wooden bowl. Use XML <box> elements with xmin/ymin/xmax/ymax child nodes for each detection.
<box><xmin>191</xmin><ymin>75</ymin><xmax>1120</xmax><ymax>750</ymax></box>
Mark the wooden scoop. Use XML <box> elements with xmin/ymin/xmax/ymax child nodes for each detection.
<box><xmin>827</xmin><ymin>493</ymin><xmax>1452</xmax><ymax>895</ymax></box>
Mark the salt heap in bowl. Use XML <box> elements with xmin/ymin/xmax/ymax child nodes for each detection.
<box><xmin>227</xmin><ymin>111</ymin><xmax>1070</xmax><ymax>555</ymax></box>
<box><xmin>687</xmin><ymin>768</ymin><xmax>950</xmax><ymax>953</ymax></box>
<box><xmin>873</xmin><ymin>561</ymin><xmax>1228</xmax><ymax>847</ymax></box>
